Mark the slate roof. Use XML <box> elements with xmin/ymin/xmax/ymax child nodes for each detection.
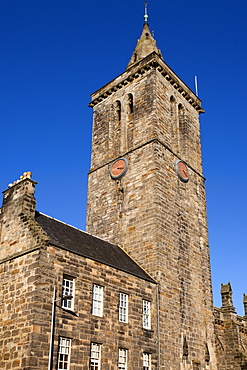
<box><xmin>35</xmin><ymin>211</ymin><xmax>155</xmax><ymax>283</ymax></box>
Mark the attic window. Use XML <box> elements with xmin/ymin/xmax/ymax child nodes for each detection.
<box><xmin>145</xmin><ymin>33</ymin><xmax>149</xmax><ymax>39</ymax></box>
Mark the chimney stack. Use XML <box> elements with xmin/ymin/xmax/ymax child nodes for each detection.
<box><xmin>0</xmin><ymin>172</ymin><xmax>37</xmax><ymax>260</ymax></box>
<box><xmin>1</xmin><ymin>172</ymin><xmax>37</xmax><ymax>217</ymax></box>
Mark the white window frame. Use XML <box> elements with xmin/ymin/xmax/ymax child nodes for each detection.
<box><xmin>143</xmin><ymin>352</ymin><xmax>151</xmax><ymax>370</ymax></box>
<box><xmin>143</xmin><ymin>300</ymin><xmax>151</xmax><ymax>329</ymax></box>
<box><xmin>92</xmin><ymin>284</ymin><xmax>104</xmax><ymax>317</ymax></box>
<box><xmin>62</xmin><ymin>276</ymin><xmax>75</xmax><ymax>310</ymax></box>
<box><xmin>118</xmin><ymin>348</ymin><xmax>127</xmax><ymax>370</ymax></box>
<box><xmin>57</xmin><ymin>337</ymin><xmax>71</xmax><ymax>370</ymax></box>
<box><xmin>90</xmin><ymin>343</ymin><xmax>101</xmax><ymax>370</ymax></box>
<box><xmin>119</xmin><ymin>293</ymin><xmax>128</xmax><ymax>323</ymax></box>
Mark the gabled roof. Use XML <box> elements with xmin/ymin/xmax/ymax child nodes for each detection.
<box><xmin>35</xmin><ymin>211</ymin><xmax>155</xmax><ymax>283</ymax></box>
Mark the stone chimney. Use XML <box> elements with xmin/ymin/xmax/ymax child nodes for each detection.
<box><xmin>1</xmin><ymin>171</ymin><xmax>36</xmax><ymax>215</ymax></box>
<box><xmin>0</xmin><ymin>172</ymin><xmax>38</xmax><ymax>260</ymax></box>
<box><xmin>220</xmin><ymin>282</ymin><xmax>236</xmax><ymax>314</ymax></box>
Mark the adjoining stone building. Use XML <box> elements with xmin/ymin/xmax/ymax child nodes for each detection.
<box><xmin>1</xmin><ymin>11</ymin><xmax>247</xmax><ymax>370</ymax></box>
<box><xmin>0</xmin><ymin>172</ymin><xmax>158</xmax><ymax>369</ymax></box>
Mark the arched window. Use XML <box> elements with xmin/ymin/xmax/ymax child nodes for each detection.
<box><xmin>170</xmin><ymin>95</ymin><xmax>176</xmax><ymax>116</ymax></box>
<box><xmin>126</xmin><ymin>94</ymin><xmax>134</xmax><ymax>150</ymax></box>
<box><xmin>114</xmin><ymin>100</ymin><xmax>121</xmax><ymax>122</ymax></box>
<box><xmin>127</xmin><ymin>93</ymin><xmax>133</xmax><ymax>115</ymax></box>
<box><xmin>169</xmin><ymin>96</ymin><xmax>177</xmax><ymax>149</ymax></box>
<box><xmin>178</xmin><ymin>104</ymin><xmax>185</xmax><ymax>129</ymax></box>
<box><xmin>205</xmin><ymin>343</ymin><xmax>210</xmax><ymax>363</ymax></box>
<box><xmin>178</xmin><ymin>103</ymin><xmax>184</xmax><ymax>116</ymax></box>
<box><xmin>112</xmin><ymin>101</ymin><xmax>122</xmax><ymax>155</ymax></box>
<box><xmin>178</xmin><ymin>103</ymin><xmax>188</xmax><ymax>156</ymax></box>
<box><xmin>183</xmin><ymin>336</ymin><xmax>189</xmax><ymax>358</ymax></box>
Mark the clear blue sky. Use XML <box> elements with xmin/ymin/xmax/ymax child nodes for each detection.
<box><xmin>1</xmin><ymin>0</ymin><xmax>247</xmax><ymax>314</ymax></box>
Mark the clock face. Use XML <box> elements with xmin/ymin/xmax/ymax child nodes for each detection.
<box><xmin>110</xmin><ymin>158</ymin><xmax>128</xmax><ymax>180</ymax></box>
<box><xmin>174</xmin><ymin>160</ymin><xmax>189</xmax><ymax>182</ymax></box>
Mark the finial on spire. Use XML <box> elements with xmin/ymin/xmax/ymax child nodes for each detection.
<box><xmin>144</xmin><ymin>1</ymin><xmax>148</xmax><ymax>24</ymax></box>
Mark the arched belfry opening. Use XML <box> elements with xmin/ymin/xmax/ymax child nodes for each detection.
<box><xmin>114</xmin><ymin>100</ymin><xmax>121</xmax><ymax>122</ymax></box>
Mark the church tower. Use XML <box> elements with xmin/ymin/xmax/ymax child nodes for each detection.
<box><xmin>87</xmin><ymin>7</ymin><xmax>217</xmax><ymax>370</ymax></box>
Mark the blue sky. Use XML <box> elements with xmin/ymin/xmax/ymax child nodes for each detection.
<box><xmin>1</xmin><ymin>0</ymin><xmax>247</xmax><ymax>314</ymax></box>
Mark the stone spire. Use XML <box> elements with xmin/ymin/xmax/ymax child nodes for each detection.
<box><xmin>126</xmin><ymin>5</ymin><xmax>163</xmax><ymax>69</ymax></box>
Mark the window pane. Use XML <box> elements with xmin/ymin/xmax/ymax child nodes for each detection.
<box><xmin>118</xmin><ymin>348</ymin><xmax>127</xmax><ymax>370</ymax></box>
<box><xmin>90</xmin><ymin>343</ymin><xmax>101</xmax><ymax>370</ymax></box>
<box><xmin>92</xmin><ymin>285</ymin><xmax>103</xmax><ymax>316</ymax></box>
<box><xmin>62</xmin><ymin>277</ymin><xmax>74</xmax><ymax>310</ymax></box>
<box><xmin>143</xmin><ymin>300</ymin><xmax>151</xmax><ymax>329</ymax></box>
<box><xmin>57</xmin><ymin>338</ymin><xmax>71</xmax><ymax>370</ymax></box>
<box><xmin>119</xmin><ymin>293</ymin><xmax>128</xmax><ymax>323</ymax></box>
<box><xmin>143</xmin><ymin>353</ymin><xmax>151</xmax><ymax>370</ymax></box>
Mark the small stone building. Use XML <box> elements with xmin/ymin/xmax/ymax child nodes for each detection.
<box><xmin>0</xmin><ymin>173</ymin><xmax>158</xmax><ymax>369</ymax></box>
<box><xmin>1</xmin><ymin>13</ymin><xmax>247</xmax><ymax>370</ymax></box>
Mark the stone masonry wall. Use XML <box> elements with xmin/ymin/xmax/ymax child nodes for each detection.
<box><xmin>0</xmin><ymin>250</ymin><xmax>39</xmax><ymax>369</ymax></box>
<box><xmin>0</xmin><ymin>239</ymin><xmax>158</xmax><ymax>370</ymax></box>
<box><xmin>0</xmin><ymin>246</ymin><xmax>56</xmax><ymax>370</ymax></box>
<box><xmin>47</xmin><ymin>245</ymin><xmax>158</xmax><ymax>370</ymax></box>
<box><xmin>0</xmin><ymin>176</ymin><xmax>53</xmax><ymax>369</ymax></box>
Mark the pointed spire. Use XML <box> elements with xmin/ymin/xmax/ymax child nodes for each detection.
<box><xmin>126</xmin><ymin>4</ymin><xmax>163</xmax><ymax>69</ymax></box>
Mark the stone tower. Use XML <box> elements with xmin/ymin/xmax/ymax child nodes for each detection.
<box><xmin>87</xmin><ymin>13</ymin><xmax>217</xmax><ymax>370</ymax></box>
